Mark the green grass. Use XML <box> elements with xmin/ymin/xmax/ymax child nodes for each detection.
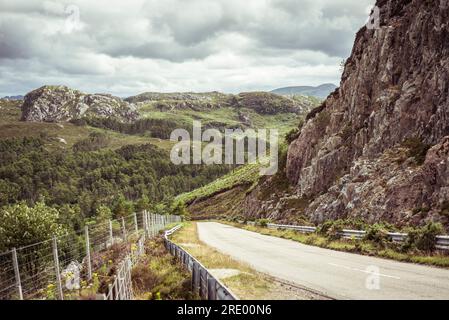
<box><xmin>177</xmin><ymin>163</ymin><xmax>262</xmax><ymax>204</ymax></box>
<box><xmin>0</xmin><ymin>100</ymin><xmax>175</xmax><ymax>152</ymax></box>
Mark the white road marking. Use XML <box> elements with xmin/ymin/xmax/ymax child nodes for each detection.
<box><xmin>328</xmin><ymin>263</ymin><xmax>401</xmax><ymax>280</ymax></box>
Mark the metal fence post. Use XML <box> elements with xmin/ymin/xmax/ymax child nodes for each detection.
<box><xmin>208</xmin><ymin>277</ymin><xmax>217</xmax><ymax>300</ymax></box>
<box><xmin>52</xmin><ymin>237</ymin><xmax>64</xmax><ymax>300</ymax></box>
<box><xmin>133</xmin><ymin>212</ymin><xmax>138</xmax><ymax>234</ymax></box>
<box><xmin>109</xmin><ymin>219</ymin><xmax>113</xmax><ymax>246</ymax></box>
<box><xmin>121</xmin><ymin>217</ymin><xmax>127</xmax><ymax>241</ymax></box>
<box><xmin>12</xmin><ymin>248</ymin><xmax>23</xmax><ymax>300</ymax></box>
<box><xmin>85</xmin><ymin>226</ymin><xmax>92</xmax><ymax>281</ymax></box>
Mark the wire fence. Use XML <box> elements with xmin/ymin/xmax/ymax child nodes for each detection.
<box><xmin>0</xmin><ymin>211</ymin><xmax>182</xmax><ymax>300</ymax></box>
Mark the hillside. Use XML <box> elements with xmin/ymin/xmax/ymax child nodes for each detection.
<box><xmin>128</xmin><ymin>91</ymin><xmax>317</xmax><ymax>136</ymax></box>
<box><xmin>271</xmin><ymin>84</ymin><xmax>337</xmax><ymax>99</ymax></box>
<box><xmin>183</xmin><ymin>0</ymin><xmax>449</xmax><ymax>230</ymax></box>
<box><xmin>0</xmin><ymin>84</ymin><xmax>315</xmax><ymax>217</ymax></box>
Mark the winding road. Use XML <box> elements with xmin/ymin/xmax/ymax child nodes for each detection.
<box><xmin>197</xmin><ymin>222</ymin><xmax>449</xmax><ymax>300</ymax></box>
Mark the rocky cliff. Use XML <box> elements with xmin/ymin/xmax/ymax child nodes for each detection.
<box><xmin>21</xmin><ymin>86</ymin><xmax>138</xmax><ymax>122</ymax></box>
<box><xmin>214</xmin><ymin>0</ymin><xmax>449</xmax><ymax>229</ymax></box>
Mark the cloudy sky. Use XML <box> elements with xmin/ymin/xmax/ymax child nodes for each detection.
<box><xmin>0</xmin><ymin>0</ymin><xmax>375</xmax><ymax>97</ymax></box>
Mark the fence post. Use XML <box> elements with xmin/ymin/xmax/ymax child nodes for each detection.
<box><xmin>150</xmin><ymin>213</ymin><xmax>154</xmax><ymax>237</ymax></box>
<box><xmin>52</xmin><ymin>237</ymin><xmax>64</xmax><ymax>300</ymax></box>
<box><xmin>142</xmin><ymin>211</ymin><xmax>147</xmax><ymax>238</ymax></box>
<box><xmin>109</xmin><ymin>219</ymin><xmax>114</xmax><ymax>246</ymax></box>
<box><xmin>85</xmin><ymin>226</ymin><xmax>92</xmax><ymax>281</ymax></box>
<box><xmin>133</xmin><ymin>212</ymin><xmax>138</xmax><ymax>234</ymax></box>
<box><xmin>12</xmin><ymin>248</ymin><xmax>23</xmax><ymax>300</ymax></box>
<box><xmin>121</xmin><ymin>217</ymin><xmax>127</xmax><ymax>242</ymax></box>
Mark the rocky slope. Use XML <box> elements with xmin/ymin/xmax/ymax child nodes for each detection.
<box><xmin>21</xmin><ymin>86</ymin><xmax>138</xmax><ymax>122</ymax></box>
<box><xmin>188</xmin><ymin>0</ymin><xmax>449</xmax><ymax>229</ymax></box>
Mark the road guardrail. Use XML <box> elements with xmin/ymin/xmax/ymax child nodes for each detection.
<box><xmin>164</xmin><ymin>226</ymin><xmax>238</xmax><ymax>300</ymax></box>
<box><xmin>249</xmin><ymin>222</ymin><xmax>449</xmax><ymax>250</ymax></box>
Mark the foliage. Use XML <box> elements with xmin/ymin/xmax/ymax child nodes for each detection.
<box><xmin>364</xmin><ymin>223</ymin><xmax>391</xmax><ymax>246</ymax></box>
<box><xmin>170</xmin><ymin>200</ymin><xmax>189</xmax><ymax>218</ymax></box>
<box><xmin>0</xmin><ymin>202</ymin><xmax>67</xmax><ymax>251</ymax></box>
<box><xmin>73</xmin><ymin>132</ymin><xmax>110</xmax><ymax>152</ymax></box>
<box><xmin>177</xmin><ymin>163</ymin><xmax>261</xmax><ymax>204</ymax></box>
<box><xmin>256</xmin><ymin>218</ymin><xmax>270</xmax><ymax>227</ymax></box>
<box><xmin>402</xmin><ymin>137</ymin><xmax>431</xmax><ymax>165</ymax></box>
<box><xmin>131</xmin><ymin>238</ymin><xmax>196</xmax><ymax>300</ymax></box>
<box><xmin>83</xmin><ymin>117</ymin><xmax>189</xmax><ymax>140</ymax></box>
<box><xmin>318</xmin><ymin>220</ymin><xmax>344</xmax><ymax>240</ymax></box>
<box><xmin>402</xmin><ymin>222</ymin><xmax>444</xmax><ymax>252</ymax></box>
<box><xmin>0</xmin><ymin>137</ymin><xmax>231</xmax><ymax>216</ymax></box>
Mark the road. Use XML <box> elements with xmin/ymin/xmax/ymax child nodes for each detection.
<box><xmin>197</xmin><ymin>222</ymin><xmax>449</xmax><ymax>300</ymax></box>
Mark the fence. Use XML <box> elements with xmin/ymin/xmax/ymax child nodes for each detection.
<box><xmin>164</xmin><ymin>225</ymin><xmax>238</xmax><ymax>300</ymax></box>
<box><xmin>0</xmin><ymin>210</ymin><xmax>181</xmax><ymax>300</ymax></box>
<box><xmin>243</xmin><ymin>222</ymin><xmax>449</xmax><ymax>250</ymax></box>
<box><xmin>104</xmin><ymin>213</ymin><xmax>181</xmax><ymax>300</ymax></box>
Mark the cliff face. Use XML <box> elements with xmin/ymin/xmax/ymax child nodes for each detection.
<box><xmin>242</xmin><ymin>0</ymin><xmax>449</xmax><ymax>228</ymax></box>
<box><xmin>21</xmin><ymin>86</ymin><xmax>138</xmax><ymax>122</ymax></box>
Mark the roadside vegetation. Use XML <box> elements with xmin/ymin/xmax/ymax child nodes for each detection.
<box><xmin>170</xmin><ymin>222</ymin><xmax>316</xmax><ymax>299</ymax></box>
<box><xmin>222</xmin><ymin>220</ymin><xmax>449</xmax><ymax>268</ymax></box>
<box><xmin>131</xmin><ymin>237</ymin><xmax>197</xmax><ymax>300</ymax></box>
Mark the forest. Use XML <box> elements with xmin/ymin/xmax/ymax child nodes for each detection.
<box><xmin>0</xmin><ymin>135</ymin><xmax>233</xmax><ymax>248</ymax></box>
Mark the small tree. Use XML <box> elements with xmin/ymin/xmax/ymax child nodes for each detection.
<box><xmin>171</xmin><ymin>200</ymin><xmax>189</xmax><ymax>218</ymax></box>
<box><xmin>135</xmin><ymin>195</ymin><xmax>151</xmax><ymax>213</ymax></box>
<box><xmin>0</xmin><ymin>202</ymin><xmax>67</xmax><ymax>251</ymax></box>
<box><xmin>113</xmin><ymin>194</ymin><xmax>134</xmax><ymax>218</ymax></box>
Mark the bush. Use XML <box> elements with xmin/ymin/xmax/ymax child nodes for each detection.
<box><xmin>364</xmin><ymin>223</ymin><xmax>390</xmax><ymax>246</ymax></box>
<box><xmin>402</xmin><ymin>137</ymin><xmax>431</xmax><ymax>165</ymax></box>
<box><xmin>402</xmin><ymin>222</ymin><xmax>444</xmax><ymax>253</ymax></box>
<box><xmin>318</xmin><ymin>220</ymin><xmax>345</xmax><ymax>240</ymax></box>
<box><xmin>256</xmin><ymin>218</ymin><xmax>270</xmax><ymax>227</ymax></box>
<box><xmin>73</xmin><ymin>132</ymin><xmax>110</xmax><ymax>152</ymax></box>
<box><xmin>0</xmin><ymin>202</ymin><xmax>68</xmax><ymax>251</ymax></box>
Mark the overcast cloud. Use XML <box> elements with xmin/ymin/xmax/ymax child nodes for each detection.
<box><xmin>0</xmin><ymin>0</ymin><xmax>375</xmax><ymax>97</ymax></box>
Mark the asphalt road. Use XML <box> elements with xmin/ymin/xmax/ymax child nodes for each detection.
<box><xmin>197</xmin><ymin>222</ymin><xmax>449</xmax><ymax>300</ymax></box>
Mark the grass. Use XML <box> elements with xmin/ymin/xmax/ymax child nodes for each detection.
<box><xmin>222</xmin><ymin>222</ymin><xmax>449</xmax><ymax>268</ymax></box>
<box><xmin>170</xmin><ymin>222</ymin><xmax>286</xmax><ymax>300</ymax></box>
<box><xmin>0</xmin><ymin>100</ymin><xmax>175</xmax><ymax>152</ymax></box>
<box><xmin>177</xmin><ymin>163</ymin><xmax>262</xmax><ymax>204</ymax></box>
<box><xmin>131</xmin><ymin>237</ymin><xmax>197</xmax><ymax>300</ymax></box>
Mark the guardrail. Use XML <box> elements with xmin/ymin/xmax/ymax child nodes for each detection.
<box><xmin>164</xmin><ymin>226</ymin><xmax>238</xmax><ymax>300</ymax></box>
<box><xmin>249</xmin><ymin>222</ymin><xmax>449</xmax><ymax>250</ymax></box>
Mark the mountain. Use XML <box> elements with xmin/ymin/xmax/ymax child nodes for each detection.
<box><xmin>271</xmin><ymin>84</ymin><xmax>337</xmax><ymax>99</ymax></box>
<box><xmin>1</xmin><ymin>95</ymin><xmax>23</xmax><ymax>100</ymax></box>
<box><xmin>126</xmin><ymin>91</ymin><xmax>315</xmax><ymax>115</ymax></box>
<box><xmin>21</xmin><ymin>85</ymin><xmax>139</xmax><ymax>122</ymax></box>
<box><xmin>184</xmin><ymin>0</ymin><xmax>449</xmax><ymax>229</ymax></box>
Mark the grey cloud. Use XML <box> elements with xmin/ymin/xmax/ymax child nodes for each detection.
<box><xmin>0</xmin><ymin>0</ymin><xmax>376</xmax><ymax>96</ymax></box>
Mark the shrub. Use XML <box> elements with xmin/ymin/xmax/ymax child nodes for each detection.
<box><xmin>0</xmin><ymin>202</ymin><xmax>68</xmax><ymax>251</ymax></box>
<box><xmin>364</xmin><ymin>223</ymin><xmax>390</xmax><ymax>246</ymax></box>
<box><xmin>318</xmin><ymin>220</ymin><xmax>345</xmax><ymax>240</ymax></box>
<box><xmin>401</xmin><ymin>137</ymin><xmax>431</xmax><ymax>165</ymax></box>
<box><xmin>256</xmin><ymin>218</ymin><xmax>270</xmax><ymax>227</ymax></box>
<box><xmin>402</xmin><ymin>222</ymin><xmax>444</xmax><ymax>253</ymax></box>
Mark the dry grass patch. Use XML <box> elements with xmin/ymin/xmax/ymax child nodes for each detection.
<box><xmin>170</xmin><ymin>222</ymin><xmax>315</xmax><ymax>300</ymax></box>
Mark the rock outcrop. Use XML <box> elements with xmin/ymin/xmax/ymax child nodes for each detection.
<box><xmin>237</xmin><ymin>0</ymin><xmax>449</xmax><ymax>228</ymax></box>
<box><xmin>21</xmin><ymin>86</ymin><xmax>138</xmax><ymax>122</ymax></box>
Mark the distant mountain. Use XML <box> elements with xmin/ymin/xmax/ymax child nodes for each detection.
<box><xmin>21</xmin><ymin>86</ymin><xmax>138</xmax><ymax>122</ymax></box>
<box><xmin>2</xmin><ymin>95</ymin><xmax>24</xmax><ymax>100</ymax></box>
<box><xmin>271</xmin><ymin>83</ymin><xmax>337</xmax><ymax>99</ymax></box>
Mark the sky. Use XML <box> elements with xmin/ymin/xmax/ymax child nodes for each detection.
<box><xmin>0</xmin><ymin>0</ymin><xmax>375</xmax><ymax>97</ymax></box>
